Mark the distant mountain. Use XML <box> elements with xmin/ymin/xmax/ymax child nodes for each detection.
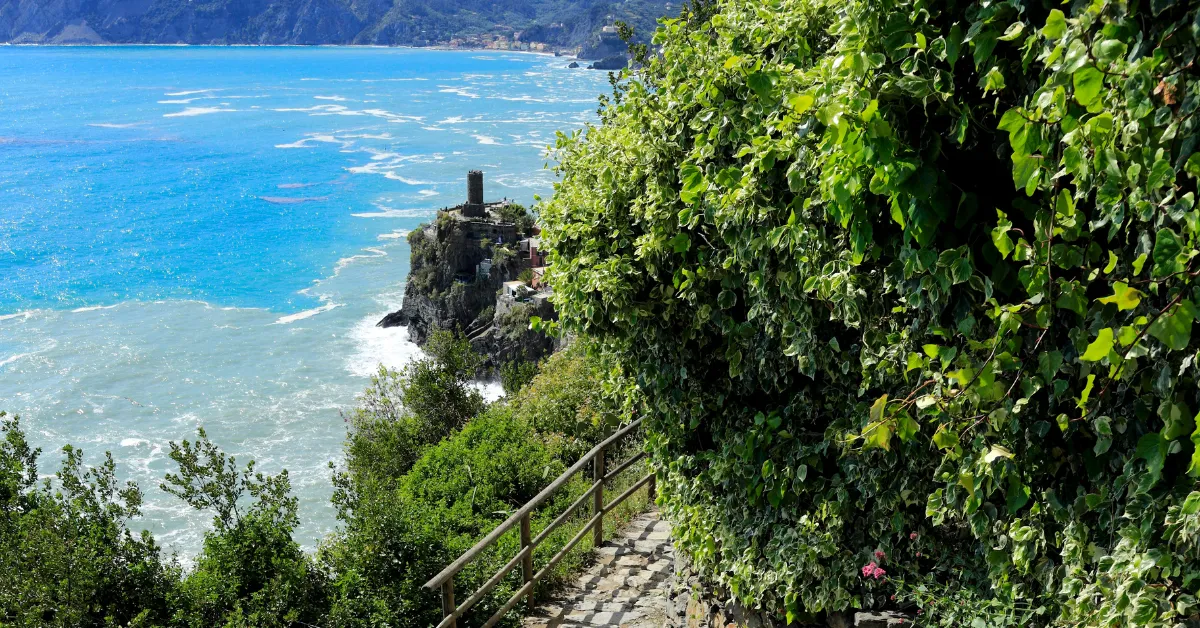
<box><xmin>0</xmin><ymin>0</ymin><xmax>674</xmax><ymax>58</ymax></box>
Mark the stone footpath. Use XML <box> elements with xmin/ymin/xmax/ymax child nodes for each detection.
<box><xmin>522</xmin><ymin>510</ymin><xmax>675</xmax><ymax>628</ymax></box>
<box><xmin>522</xmin><ymin>510</ymin><xmax>910</xmax><ymax>628</ymax></box>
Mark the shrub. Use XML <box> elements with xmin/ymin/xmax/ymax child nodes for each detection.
<box><xmin>164</xmin><ymin>429</ymin><xmax>328</xmax><ymax>628</ymax></box>
<box><xmin>326</xmin><ymin>407</ymin><xmax>585</xmax><ymax>628</ymax></box>
<box><xmin>500</xmin><ymin>359</ymin><xmax>539</xmax><ymax>396</ymax></box>
<box><xmin>540</xmin><ymin>0</ymin><xmax>1200</xmax><ymax>625</ymax></box>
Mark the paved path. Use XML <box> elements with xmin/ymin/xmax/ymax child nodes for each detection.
<box><xmin>523</xmin><ymin>510</ymin><xmax>674</xmax><ymax>628</ymax></box>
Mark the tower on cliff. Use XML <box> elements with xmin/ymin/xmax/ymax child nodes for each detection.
<box><xmin>463</xmin><ymin>170</ymin><xmax>486</xmax><ymax>218</ymax></box>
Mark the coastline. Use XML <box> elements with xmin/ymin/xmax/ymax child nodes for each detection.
<box><xmin>0</xmin><ymin>41</ymin><xmax>585</xmax><ymax>61</ymax></box>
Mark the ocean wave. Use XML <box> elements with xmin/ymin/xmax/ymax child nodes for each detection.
<box><xmin>71</xmin><ymin>304</ymin><xmax>120</xmax><ymax>313</ymax></box>
<box><xmin>438</xmin><ymin>87</ymin><xmax>480</xmax><ymax>99</ymax></box>
<box><xmin>277</xmin><ymin>182</ymin><xmax>321</xmax><ymax>189</ymax></box>
<box><xmin>345</xmin><ymin>315</ymin><xmax>422</xmax><ymax>378</ymax></box>
<box><xmin>0</xmin><ymin>352</ymin><xmax>32</xmax><ymax>368</ymax></box>
<box><xmin>332</xmin><ymin>248</ymin><xmax>388</xmax><ymax>275</ymax></box>
<box><xmin>258</xmin><ymin>196</ymin><xmax>329</xmax><ymax>205</ymax></box>
<box><xmin>276</xmin><ymin>134</ymin><xmax>354</xmax><ymax>150</ymax></box>
<box><xmin>351</xmin><ymin>207</ymin><xmax>435</xmax><ymax>218</ymax></box>
<box><xmin>163</xmin><ymin>107</ymin><xmax>236</xmax><ymax>118</ymax></box>
<box><xmin>273</xmin><ymin>302</ymin><xmax>343</xmax><ymax>325</ymax></box>
<box><xmin>473</xmin><ymin>135</ymin><xmax>500</xmax><ymax>145</ymax></box>
<box><xmin>383</xmin><ymin>173</ymin><xmax>435</xmax><ymax>185</ymax></box>
<box><xmin>314</xmin><ymin>95</ymin><xmax>349</xmax><ymax>102</ymax></box>
<box><xmin>88</xmin><ymin>122</ymin><xmax>143</xmax><ymax>129</ymax></box>
<box><xmin>418</xmin><ymin>190</ymin><xmax>439</xmax><ymax>197</ymax></box>
<box><xmin>0</xmin><ymin>311</ymin><xmax>36</xmax><ymax>322</ymax></box>
<box><xmin>164</xmin><ymin>89</ymin><xmax>219</xmax><ymax>96</ymax></box>
<box><xmin>378</xmin><ymin>229</ymin><xmax>412</xmax><ymax>240</ymax></box>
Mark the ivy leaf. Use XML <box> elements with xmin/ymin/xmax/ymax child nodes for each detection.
<box><xmin>1097</xmin><ymin>282</ymin><xmax>1142</xmax><ymax>311</ymax></box>
<box><xmin>983</xmin><ymin>445</ymin><xmax>1014</xmax><ymax>464</ymax></box>
<box><xmin>1104</xmin><ymin>251</ymin><xmax>1118</xmax><ymax>274</ymax></box>
<box><xmin>1006</xmin><ymin>474</ymin><xmax>1031</xmax><ymax>514</ymax></box>
<box><xmin>1190</xmin><ymin>418</ymin><xmax>1200</xmax><ymax>477</ymax></box>
<box><xmin>998</xmin><ymin>22</ymin><xmax>1025</xmax><ymax>41</ymax></box>
<box><xmin>1148</xmin><ymin>299</ymin><xmax>1197</xmax><ymax>351</ymax></box>
<box><xmin>788</xmin><ymin>93</ymin><xmax>815</xmax><ymax>113</ymax></box>
<box><xmin>679</xmin><ymin>164</ymin><xmax>704</xmax><ymax>204</ymax></box>
<box><xmin>1132</xmin><ymin>597</ymin><xmax>1158</xmax><ymax>624</ymax></box>
<box><xmin>1042</xmin><ymin>9</ymin><xmax>1067</xmax><ymax>39</ymax></box>
<box><xmin>992</xmin><ymin>212</ymin><xmax>1014</xmax><ymax>258</ymax></box>
<box><xmin>933</xmin><ymin>426</ymin><xmax>959</xmax><ymax>450</ymax></box>
<box><xmin>1152</xmin><ymin>228</ymin><xmax>1184</xmax><ymax>277</ymax></box>
<box><xmin>746</xmin><ymin>71</ymin><xmax>777</xmax><ymax>101</ymax></box>
<box><xmin>669</xmin><ymin>233</ymin><xmax>691</xmax><ymax>253</ymax></box>
<box><xmin>1137</xmin><ymin>433</ymin><xmax>1168</xmax><ymax>485</ymax></box>
<box><xmin>862</xmin><ymin>420</ymin><xmax>893</xmax><ymax>452</ymax></box>
<box><xmin>1182</xmin><ymin>491</ymin><xmax>1200</xmax><ymax>515</ymax></box>
<box><xmin>1072</xmin><ymin>66</ymin><xmax>1104</xmax><ymax>106</ymax></box>
<box><xmin>870</xmin><ymin>394</ymin><xmax>888</xmax><ymax>424</ymax></box>
<box><xmin>1080</xmin><ymin>328</ymin><xmax>1114</xmax><ymax>361</ymax></box>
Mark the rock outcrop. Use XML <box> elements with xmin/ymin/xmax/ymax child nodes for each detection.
<box><xmin>378</xmin><ymin>171</ymin><xmax>557</xmax><ymax>370</ymax></box>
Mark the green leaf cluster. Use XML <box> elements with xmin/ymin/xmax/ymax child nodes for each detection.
<box><xmin>539</xmin><ymin>0</ymin><xmax>1200</xmax><ymax>624</ymax></box>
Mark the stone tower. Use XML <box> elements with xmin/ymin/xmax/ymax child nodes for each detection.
<box><xmin>463</xmin><ymin>170</ymin><xmax>485</xmax><ymax>218</ymax></box>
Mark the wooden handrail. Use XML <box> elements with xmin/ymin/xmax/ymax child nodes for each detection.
<box><xmin>423</xmin><ymin>416</ymin><xmax>654</xmax><ymax>628</ymax></box>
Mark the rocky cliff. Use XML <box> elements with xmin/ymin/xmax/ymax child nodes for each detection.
<box><xmin>377</xmin><ymin>207</ymin><xmax>556</xmax><ymax>370</ymax></box>
<box><xmin>0</xmin><ymin>0</ymin><xmax>670</xmax><ymax>56</ymax></box>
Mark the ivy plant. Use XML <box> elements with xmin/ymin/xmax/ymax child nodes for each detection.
<box><xmin>540</xmin><ymin>0</ymin><xmax>1200</xmax><ymax>624</ymax></box>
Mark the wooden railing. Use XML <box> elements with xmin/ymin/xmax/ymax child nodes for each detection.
<box><xmin>423</xmin><ymin>417</ymin><xmax>652</xmax><ymax>628</ymax></box>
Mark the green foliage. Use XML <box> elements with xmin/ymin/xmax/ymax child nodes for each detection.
<box><xmin>341</xmin><ymin>330</ymin><xmax>485</xmax><ymax>505</ymax></box>
<box><xmin>0</xmin><ymin>412</ymin><xmax>176</xmax><ymax>627</ymax></box>
<box><xmin>498</xmin><ymin>203</ymin><xmax>538</xmax><ymax>237</ymax></box>
<box><xmin>500</xmin><ymin>359</ymin><xmax>540</xmax><ymax>395</ymax></box>
<box><xmin>165</xmin><ymin>429</ymin><xmax>327</xmax><ymax>628</ymax></box>
<box><xmin>324</xmin><ymin>343</ymin><xmax>628</xmax><ymax>627</ymax></box>
<box><xmin>540</xmin><ymin>0</ymin><xmax>1200</xmax><ymax>625</ymax></box>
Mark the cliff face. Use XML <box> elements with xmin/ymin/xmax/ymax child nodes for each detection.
<box><xmin>0</xmin><ymin>0</ymin><xmax>670</xmax><ymax>55</ymax></box>
<box><xmin>378</xmin><ymin>209</ymin><xmax>557</xmax><ymax>370</ymax></box>
<box><xmin>379</xmin><ymin>217</ymin><xmax>520</xmax><ymax>345</ymax></box>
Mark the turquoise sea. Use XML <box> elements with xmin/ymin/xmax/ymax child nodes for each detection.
<box><xmin>0</xmin><ymin>46</ymin><xmax>607</xmax><ymax>557</ymax></box>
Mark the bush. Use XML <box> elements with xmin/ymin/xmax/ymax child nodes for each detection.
<box><xmin>500</xmin><ymin>359</ymin><xmax>539</xmax><ymax>396</ymax></box>
<box><xmin>342</xmin><ymin>330</ymin><xmax>486</xmax><ymax>495</ymax></box>
<box><xmin>163</xmin><ymin>429</ymin><xmax>328</xmax><ymax>628</ymax></box>
<box><xmin>326</xmin><ymin>406</ymin><xmax>586</xmax><ymax>628</ymax></box>
<box><xmin>540</xmin><ymin>0</ymin><xmax>1200</xmax><ymax>625</ymax></box>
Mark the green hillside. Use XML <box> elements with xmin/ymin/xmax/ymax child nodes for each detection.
<box><xmin>0</xmin><ymin>0</ymin><xmax>672</xmax><ymax>56</ymax></box>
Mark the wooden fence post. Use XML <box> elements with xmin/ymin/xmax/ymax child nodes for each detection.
<box><xmin>441</xmin><ymin>580</ymin><xmax>456</xmax><ymax>628</ymax></box>
<box><xmin>648</xmin><ymin>471</ymin><xmax>656</xmax><ymax>502</ymax></box>
<box><xmin>520</xmin><ymin>512</ymin><xmax>534</xmax><ymax>606</ymax></box>
<box><xmin>593</xmin><ymin>444</ymin><xmax>606</xmax><ymax>548</ymax></box>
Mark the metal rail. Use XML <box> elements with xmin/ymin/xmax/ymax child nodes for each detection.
<box><xmin>423</xmin><ymin>417</ymin><xmax>653</xmax><ymax>628</ymax></box>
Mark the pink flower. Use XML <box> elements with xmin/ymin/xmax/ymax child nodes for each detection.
<box><xmin>874</xmin><ymin>550</ymin><xmax>887</xmax><ymax>561</ymax></box>
<box><xmin>909</xmin><ymin>532</ymin><xmax>918</xmax><ymax>540</ymax></box>
<box><xmin>860</xmin><ymin>561</ymin><xmax>887</xmax><ymax>580</ymax></box>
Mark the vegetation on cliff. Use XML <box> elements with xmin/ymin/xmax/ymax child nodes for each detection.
<box><xmin>0</xmin><ymin>335</ymin><xmax>639</xmax><ymax>627</ymax></box>
<box><xmin>539</xmin><ymin>0</ymin><xmax>1200</xmax><ymax>624</ymax></box>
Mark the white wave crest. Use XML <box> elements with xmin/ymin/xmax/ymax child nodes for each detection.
<box><xmin>72</xmin><ymin>304</ymin><xmax>120</xmax><ymax>313</ymax></box>
<box><xmin>164</xmin><ymin>107</ymin><xmax>236</xmax><ymax>118</ymax></box>
<box><xmin>273</xmin><ymin>302</ymin><xmax>343</xmax><ymax>325</ymax></box>
<box><xmin>473</xmin><ymin>135</ymin><xmax>500</xmax><ymax>145</ymax></box>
